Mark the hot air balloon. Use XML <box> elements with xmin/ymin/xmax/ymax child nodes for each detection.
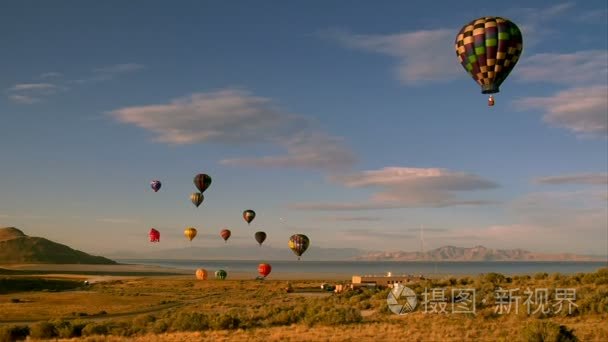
<box><xmin>191</xmin><ymin>192</ymin><xmax>204</xmax><ymax>208</ymax></box>
<box><xmin>150</xmin><ymin>180</ymin><xmax>162</xmax><ymax>192</ymax></box>
<box><xmin>215</xmin><ymin>269</ymin><xmax>227</xmax><ymax>280</ymax></box>
<box><xmin>288</xmin><ymin>234</ymin><xmax>310</xmax><ymax>260</ymax></box>
<box><xmin>184</xmin><ymin>227</ymin><xmax>197</xmax><ymax>241</ymax></box>
<box><xmin>195</xmin><ymin>268</ymin><xmax>208</xmax><ymax>280</ymax></box>
<box><xmin>194</xmin><ymin>174</ymin><xmax>212</xmax><ymax>193</ymax></box>
<box><xmin>455</xmin><ymin>16</ymin><xmax>523</xmax><ymax>106</ymax></box>
<box><xmin>220</xmin><ymin>229</ymin><xmax>231</xmax><ymax>243</ymax></box>
<box><xmin>254</xmin><ymin>231</ymin><xmax>266</xmax><ymax>246</ymax></box>
<box><xmin>258</xmin><ymin>263</ymin><xmax>272</xmax><ymax>278</ymax></box>
<box><xmin>149</xmin><ymin>228</ymin><xmax>160</xmax><ymax>242</ymax></box>
<box><xmin>243</xmin><ymin>210</ymin><xmax>256</xmax><ymax>225</ymax></box>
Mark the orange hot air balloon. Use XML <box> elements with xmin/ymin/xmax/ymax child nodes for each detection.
<box><xmin>258</xmin><ymin>263</ymin><xmax>272</xmax><ymax>277</ymax></box>
<box><xmin>184</xmin><ymin>227</ymin><xmax>197</xmax><ymax>241</ymax></box>
<box><xmin>195</xmin><ymin>268</ymin><xmax>208</xmax><ymax>280</ymax></box>
<box><xmin>220</xmin><ymin>229</ymin><xmax>231</xmax><ymax>243</ymax></box>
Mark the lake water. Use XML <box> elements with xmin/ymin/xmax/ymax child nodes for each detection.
<box><xmin>117</xmin><ymin>259</ymin><xmax>607</xmax><ymax>278</ymax></box>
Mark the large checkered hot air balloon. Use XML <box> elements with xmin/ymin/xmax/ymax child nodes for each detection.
<box><xmin>455</xmin><ymin>16</ymin><xmax>523</xmax><ymax>106</ymax></box>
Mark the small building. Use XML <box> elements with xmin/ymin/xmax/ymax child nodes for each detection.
<box><xmin>352</xmin><ymin>273</ymin><xmax>413</xmax><ymax>288</ymax></box>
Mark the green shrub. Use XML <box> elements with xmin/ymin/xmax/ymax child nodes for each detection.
<box><xmin>29</xmin><ymin>321</ymin><xmax>57</xmax><ymax>339</ymax></box>
<box><xmin>170</xmin><ymin>312</ymin><xmax>210</xmax><ymax>331</ymax></box>
<box><xmin>82</xmin><ymin>322</ymin><xmax>109</xmax><ymax>336</ymax></box>
<box><xmin>522</xmin><ymin>321</ymin><xmax>578</xmax><ymax>342</ymax></box>
<box><xmin>0</xmin><ymin>325</ymin><xmax>29</xmax><ymax>342</ymax></box>
<box><xmin>211</xmin><ymin>313</ymin><xmax>241</xmax><ymax>330</ymax></box>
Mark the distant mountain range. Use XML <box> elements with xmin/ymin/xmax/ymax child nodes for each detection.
<box><xmin>109</xmin><ymin>244</ymin><xmax>605</xmax><ymax>262</ymax></box>
<box><xmin>107</xmin><ymin>245</ymin><xmax>364</xmax><ymax>261</ymax></box>
<box><xmin>354</xmin><ymin>245</ymin><xmax>605</xmax><ymax>261</ymax></box>
<box><xmin>0</xmin><ymin>227</ymin><xmax>116</xmax><ymax>264</ymax></box>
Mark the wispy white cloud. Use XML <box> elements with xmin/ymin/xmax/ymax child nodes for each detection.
<box><xmin>9</xmin><ymin>83</ymin><xmax>58</xmax><ymax>91</ymax></box>
<box><xmin>515</xmin><ymin>50</ymin><xmax>608</xmax><ymax>85</ymax></box>
<box><xmin>321</xmin><ymin>28</ymin><xmax>461</xmax><ymax>84</ymax></box>
<box><xmin>110</xmin><ymin>89</ymin><xmax>355</xmax><ymax>171</ymax></box>
<box><xmin>8</xmin><ymin>94</ymin><xmax>40</xmax><ymax>104</ymax></box>
<box><xmin>290</xmin><ymin>167</ymin><xmax>499</xmax><ymax>210</ymax></box>
<box><xmin>9</xmin><ymin>63</ymin><xmax>143</xmax><ymax>104</ymax></box>
<box><xmin>514</xmin><ymin>85</ymin><xmax>608</xmax><ymax>137</ymax></box>
<box><xmin>39</xmin><ymin>72</ymin><xmax>63</xmax><ymax>79</ymax></box>
<box><xmin>508</xmin><ymin>2</ymin><xmax>575</xmax><ymax>47</ymax></box>
<box><xmin>535</xmin><ymin>173</ymin><xmax>608</xmax><ymax>185</ymax></box>
<box><xmin>71</xmin><ymin>63</ymin><xmax>145</xmax><ymax>84</ymax></box>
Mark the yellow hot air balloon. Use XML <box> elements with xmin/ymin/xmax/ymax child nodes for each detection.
<box><xmin>195</xmin><ymin>268</ymin><xmax>208</xmax><ymax>280</ymax></box>
<box><xmin>184</xmin><ymin>227</ymin><xmax>197</xmax><ymax>241</ymax></box>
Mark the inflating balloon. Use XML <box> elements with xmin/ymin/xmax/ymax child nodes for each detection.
<box><xmin>195</xmin><ymin>268</ymin><xmax>208</xmax><ymax>280</ymax></box>
<box><xmin>215</xmin><ymin>269</ymin><xmax>227</xmax><ymax>280</ymax></box>
<box><xmin>258</xmin><ymin>263</ymin><xmax>272</xmax><ymax>277</ymax></box>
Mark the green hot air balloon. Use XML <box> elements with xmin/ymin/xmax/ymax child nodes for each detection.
<box><xmin>215</xmin><ymin>269</ymin><xmax>227</xmax><ymax>280</ymax></box>
<box><xmin>455</xmin><ymin>16</ymin><xmax>523</xmax><ymax>106</ymax></box>
<box><xmin>191</xmin><ymin>192</ymin><xmax>204</xmax><ymax>208</ymax></box>
<box><xmin>254</xmin><ymin>231</ymin><xmax>266</xmax><ymax>246</ymax></box>
<box><xmin>194</xmin><ymin>173</ymin><xmax>212</xmax><ymax>193</ymax></box>
<box><xmin>288</xmin><ymin>234</ymin><xmax>310</xmax><ymax>261</ymax></box>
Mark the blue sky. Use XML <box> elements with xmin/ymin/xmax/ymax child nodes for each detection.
<box><xmin>1</xmin><ymin>1</ymin><xmax>607</xmax><ymax>256</ymax></box>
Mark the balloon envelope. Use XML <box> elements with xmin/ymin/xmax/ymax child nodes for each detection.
<box><xmin>215</xmin><ymin>269</ymin><xmax>227</xmax><ymax>280</ymax></box>
<box><xmin>243</xmin><ymin>210</ymin><xmax>256</xmax><ymax>224</ymax></box>
<box><xmin>220</xmin><ymin>229</ymin><xmax>231</xmax><ymax>242</ymax></box>
<box><xmin>288</xmin><ymin>234</ymin><xmax>310</xmax><ymax>260</ymax></box>
<box><xmin>194</xmin><ymin>174</ymin><xmax>212</xmax><ymax>193</ymax></box>
<box><xmin>258</xmin><ymin>263</ymin><xmax>272</xmax><ymax>277</ymax></box>
<box><xmin>195</xmin><ymin>268</ymin><xmax>208</xmax><ymax>280</ymax></box>
<box><xmin>455</xmin><ymin>16</ymin><xmax>523</xmax><ymax>95</ymax></box>
<box><xmin>149</xmin><ymin>228</ymin><xmax>160</xmax><ymax>242</ymax></box>
<box><xmin>184</xmin><ymin>227</ymin><xmax>197</xmax><ymax>241</ymax></box>
<box><xmin>191</xmin><ymin>192</ymin><xmax>204</xmax><ymax>208</ymax></box>
<box><xmin>150</xmin><ymin>180</ymin><xmax>161</xmax><ymax>192</ymax></box>
<box><xmin>254</xmin><ymin>231</ymin><xmax>267</xmax><ymax>246</ymax></box>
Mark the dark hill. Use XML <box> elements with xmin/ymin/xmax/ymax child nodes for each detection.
<box><xmin>0</xmin><ymin>227</ymin><xmax>116</xmax><ymax>264</ymax></box>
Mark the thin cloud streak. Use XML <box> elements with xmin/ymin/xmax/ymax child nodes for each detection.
<box><xmin>535</xmin><ymin>173</ymin><xmax>608</xmax><ymax>185</ymax></box>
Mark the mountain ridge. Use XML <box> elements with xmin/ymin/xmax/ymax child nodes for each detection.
<box><xmin>0</xmin><ymin>227</ymin><xmax>117</xmax><ymax>265</ymax></box>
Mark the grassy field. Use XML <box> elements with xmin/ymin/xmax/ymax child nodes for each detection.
<box><xmin>1</xmin><ymin>268</ymin><xmax>607</xmax><ymax>341</ymax></box>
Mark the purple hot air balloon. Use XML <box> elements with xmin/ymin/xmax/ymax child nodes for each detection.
<box><xmin>150</xmin><ymin>180</ymin><xmax>162</xmax><ymax>192</ymax></box>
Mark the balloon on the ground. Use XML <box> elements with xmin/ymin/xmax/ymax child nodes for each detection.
<box><xmin>455</xmin><ymin>16</ymin><xmax>523</xmax><ymax>106</ymax></box>
<box><xmin>195</xmin><ymin>268</ymin><xmax>208</xmax><ymax>280</ymax></box>
<box><xmin>215</xmin><ymin>269</ymin><xmax>227</xmax><ymax>280</ymax></box>
<box><xmin>258</xmin><ymin>263</ymin><xmax>272</xmax><ymax>277</ymax></box>
<box><xmin>149</xmin><ymin>228</ymin><xmax>160</xmax><ymax>242</ymax></box>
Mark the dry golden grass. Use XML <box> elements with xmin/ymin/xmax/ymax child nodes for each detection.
<box><xmin>3</xmin><ymin>268</ymin><xmax>607</xmax><ymax>341</ymax></box>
